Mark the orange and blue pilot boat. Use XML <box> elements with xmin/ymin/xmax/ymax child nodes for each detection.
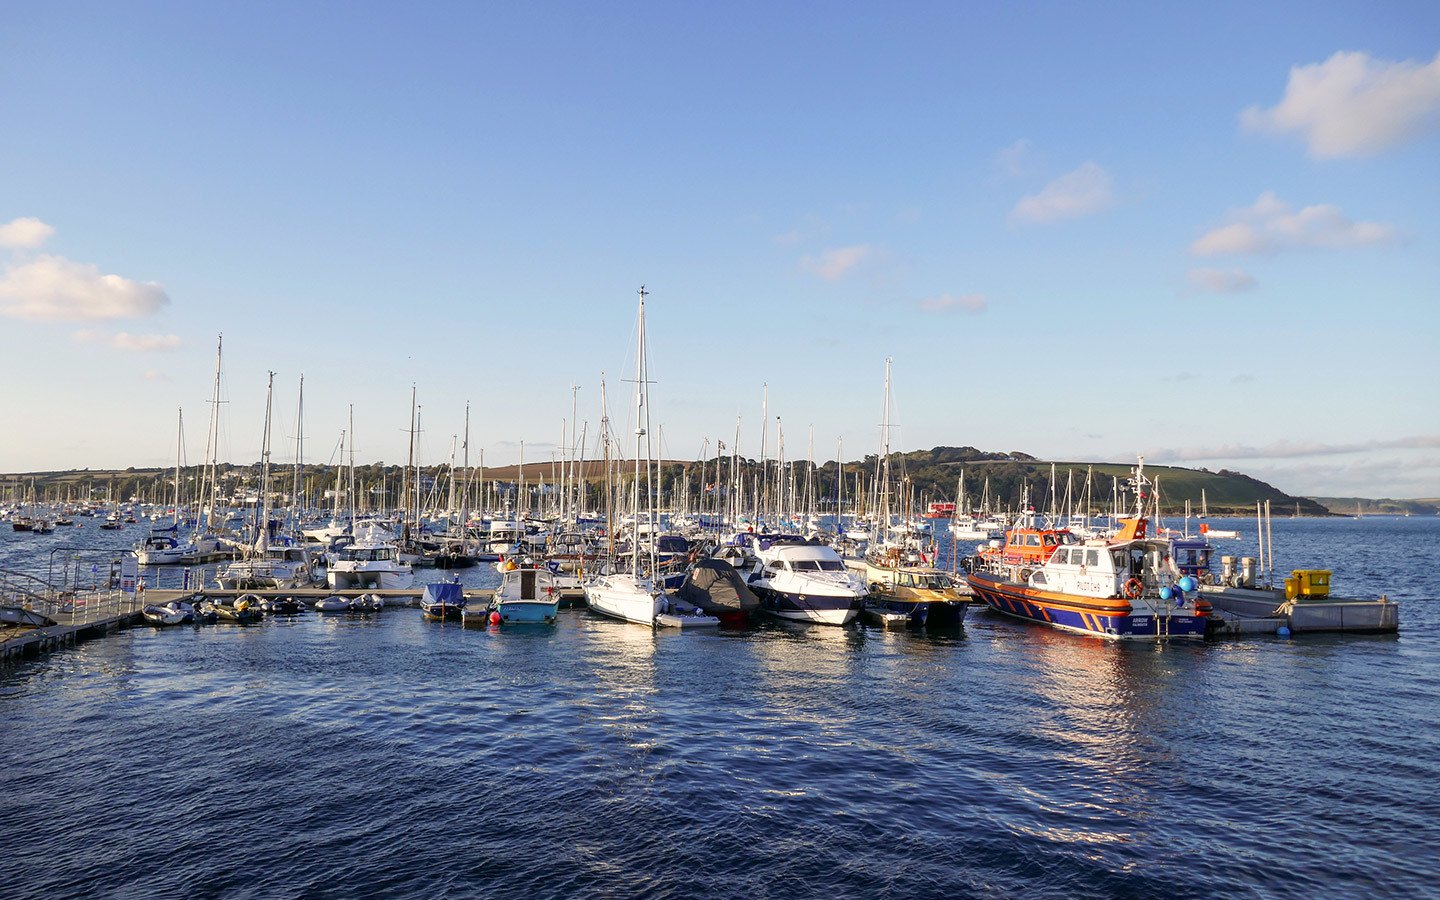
<box><xmin>965</xmin><ymin>458</ymin><xmax>1215</xmax><ymax>641</ymax></box>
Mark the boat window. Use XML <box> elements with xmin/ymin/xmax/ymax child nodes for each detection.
<box><xmin>792</xmin><ymin>560</ymin><xmax>819</xmax><ymax>571</ymax></box>
<box><xmin>1031</xmin><ymin>571</ymin><xmax>1047</xmax><ymax>585</ymax></box>
<box><xmin>1025</xmin><ymin>534</ymin><xmax>1041</xmax><ymax>547</ymax></box>
<box><xmin>1085</xmin><ymin>549</ymin><xmax>1100</xmax><ymax>567</ymax></box>
<box><xmin>818</xmin><ymin>560</ymin><xmax>843</xmax><ymax>571</ymax></box>
<box><xmin>1043</xmin><ymin>534</ymin><xmax>1057</xmax><ymax>547</ymax></box>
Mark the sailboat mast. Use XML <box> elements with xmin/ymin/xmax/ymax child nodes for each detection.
<box><xmin>633</xmin><ymin>286</ymin><xmax>648</xmax><ymax>577</ymax></box>
<box><xmin>257</xmin><ymin>371</ymin><xmax>275</xmax><ymax>554</ymax></box>
<box><xmin>347</xmin><ymin>405</ymin><xmax>356</xmax><ymax>527</ymax></box>
<box><xmin>172</xmin><ymin>408</ymin><xmax>183</xmax><ymax>523</ymax></box>
<box><xmin>460</xmin><ymin>401</ymin><xmax>470</xmax><ymax>541</ymax></box>
<box><xmin>202</xmin><ymin>334</ymin><xmax>224</xmax><ymax>536</ymax></box>
<box><xmin>292</xmin><ymin>374</ymin><xmax>304</xmax><ymax>534</ymax></box>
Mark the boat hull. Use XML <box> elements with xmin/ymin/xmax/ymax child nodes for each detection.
<box><xmin>584</xmin><ymin>576</ymin><xmax>662</xmax><ymax>625</ymax></box>
<box><xmin>327</xmin><ymin>567</ymin><xmax>414</xmax><ymax>591</ymax></box>
<box><xmin>493</xmin><ymin>599</ymin><xmax>559</xmax><ymax>624</ymax></box>
<box><xmin>967</xmin><ymin>572</ymin><xmax>1208</xmax><ymax>640</ymax></box>
<box><xmin>754</xmin><ymin>586</ymin><xmax>860</xmax><ymax>626</ymax></box>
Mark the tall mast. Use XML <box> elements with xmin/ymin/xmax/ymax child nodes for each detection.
<box><xmin>256</xmin><ymin>371</ymin><xmax>275</xmax><ymax>554</ymax></box>
<box><xmin>633</xmin><ymin>287</ymin><xmax>648</xmax><ymax>576</ymax></box>
<box><xmin>172</xmin><ymin>408</ymin><xmax>183</xmax><ymax>524</ymax></box>
<box><xmin>403</xmin><ymin>385</ymin><xmax>417</xmax><ymax>542</ymax></box>
<box><xmin>876</xmin><ymin>357</ymin><xmax>893</xmax><ymax>547</ymax></box>
<box><xmin>460</xmin><ymin>401</ymin><xmax>470</xmax><ymax>540</ymax></box>
<box><xmin>201</xmin><ymin>334</ymin><xmax>224</xmax><ymax>537</ymax></box>
<box><xmin>598</xmin><ymin>371</ymin><xmax>613</xmax><ymax>562</ymax></box>
<box><xmin>347</xmin><ymin>405</ymin><xmax>356</xmax><ymax>527</ymax></box>
<box><xmin>292</xmin><ymin>374</ymin><xmax>304</xmax><ymax>535</ymax></box>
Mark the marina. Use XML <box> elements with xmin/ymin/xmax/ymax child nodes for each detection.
<box><xmin>4</xmin><ymin>4</ymin><xmax>1439</xmax><ymax>897</ymax></box>
<box><xmin>1</xmin><ymin>513</ymin><xmax>1435</xmax><ymax>899</ymax></box>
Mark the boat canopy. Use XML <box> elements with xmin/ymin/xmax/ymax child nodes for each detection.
<box><xmin>423</xmin><ymin>582</ymin><xmax>463</xmax><ymax>605</ymax></box>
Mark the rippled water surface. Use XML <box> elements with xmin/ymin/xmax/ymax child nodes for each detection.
<box><xmin>3</xmin><ymin>517</ymin><xmax>1438</xmax><ymax>898</ymax></box>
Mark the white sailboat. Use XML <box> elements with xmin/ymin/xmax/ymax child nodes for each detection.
<box><xmin>584</xmin><ymin>287</ymin><xmax>667</xmax><ymax>626</ymax></box>
<box><xmin>216</xmin><ymin>373</ymin><xmax>316</xmax><ymax>590</ymax></box>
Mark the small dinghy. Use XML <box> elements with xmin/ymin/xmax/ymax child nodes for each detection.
<box><xmin>655</xmin><ymin>595</ymin><xmax>721</xmax><ymax>628</ymax></box>
<box><xmin>142</xmin><ymin>604</ymin><xmax>187</xmax><ymax>626</ymax></box>
<box><xmin>350</xmin><ymin>593</ymin><xmax>385</xmax><ymax>612</ymax></box>
<box><xmin>260</xmin><ymin>596</ymin><xmax>304</xmax><ymax>615</ymax></box>
<box><xmin>461</xmin><ymin>605</ymin><xmax>496</xmax><ymax>628</ymax></box>
<box><xmin>212</xmin><ymin>595</ymin><xmax>263</xmax><ymax>623</ymax></box>
<box><xmin>314</xmin><ymin>595</ymin><xmax>352</xmax><ymax>612</ymax></box>
<box><xmin>862</xmin><ymin>601</ymin><xmax>912</xmax><ymax>628</ymax></box>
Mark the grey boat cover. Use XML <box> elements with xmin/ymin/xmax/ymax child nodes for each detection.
<box><xmin>676</xmin><ymin>559</ymin><xmax>760</xmax><ymax>616</ymax></box>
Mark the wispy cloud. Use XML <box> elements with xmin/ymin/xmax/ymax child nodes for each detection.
<box><xmin>1009</xmin><ymin>162</ymin><xmax>1113</xmax><ymax>225</ymax></box>
<box><xmin>918</xmin><ymin>293</ymin><xmax>987</xmax><ymax>314</ymax></box>
<box><xmin>800</xmin><ymin>244</ymin><xmax>873</xmax><ymax>281</ymax></box>
<box><xmin>0</xmin><ymin>254</ymin><xmax>170</xmax><ymax>321</ymax></box>
<box><xmin>142</xmin><ymin>369</ymin><xmax>172</xmax><ymax>383</ymax></box>
<box><xmin>112</xmin><ymin>332</ymin><xmax>182</xmax><ymax>352</ymax></box>
<box><xmin>1188</xmin><ymin>267</ymin><xmax>1257</xmax><ymax>293</ymax></box>
<box><xmin>0</xmin><ymin>217</ymin><xmax>55</xmax><ymax>249</ymax></box>
<box><xmin>1242</xmin><ymin>50</ymin><xmax>1440</xmax><ymax>158</ymax></box>
<box><xmin>995</xmin><ymin>139</ymin><xmax>1037</xmax><ymax>177</ymax></box>
<box><xmin>1146</xmin><ymin>435</ymin><xmax>1440</xmax><ymax>463</ymax></box>
<box><xmin>1190</xmin><ymin>191</ymin><xmax>1396</xmax><ymax>257</ymax></box>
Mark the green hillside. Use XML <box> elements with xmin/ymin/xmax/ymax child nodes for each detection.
<box><xmin>2</xmin><ymin>446</ymin><xmax>1334</xmax><ymax>516</ymax></box>
<box><xmin>845</xmin><ymin>447</ymin><xmax>1327</xmax><ymax>516</ymax></box>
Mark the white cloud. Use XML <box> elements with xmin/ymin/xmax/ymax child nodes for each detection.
<box><xmin>995</xmin><ymin>139</ymin><xmax>1036</xmax><ymax>176</ymax></box>
<box><xmin>1009</xmin><ymin>162</ymin><xmax>1113</xmax><ymax>225</ymax></box>
<box><xmin>1241</xmin><ymin>50</ymin><xmax>1440</xmax><ymax>158</ymax></box>
<box><xmin>1146</xmin><ymin>435</ymin><xmax>1440</xmax><ymax>462</ymax></box>
<box><xmin>1190</xmin><ymin>191</ymin><xmax>1397</xmax><ymax>257</ymax></box>
<box><xmin>801</xmin><ymin>244</ymin><xmax>873</xmax><ymax>281</ymax></box>
<box><xmin>918</xmin><ymin>293</ymin><xmax>987</xmax><ymax>314</ymax></box>
<box><xmin>142</xmin><ymin>370</ymin><xmax>172</xmax><ymax>383</ymax></box>
<box><xmin>0</xmin><ymin>217</ymin><xmax>56</xmax><ymax>249</ymax></box>
<box><xmin>1188</xmin><ymin>267</ymin><xmax>1257</xmax><ymax>293</ymax></box>
<box><xmin>0</xmin><ymin>254</ymin><xmax>169</xmax><ymax>321</ymax></box>
<box><xmin>112</xmin><ymin>332</ymin><xmax>181</xmax><ymax>352</ymax></box>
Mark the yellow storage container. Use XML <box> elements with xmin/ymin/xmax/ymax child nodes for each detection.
<box><xmin>1284</xmin><ymin>576</ymin><xmax>1299</xmax><ymax>600</ymax></box>
<box><xmin>1291</xmin><ymin>569</ymin><xmax>1331</xmax><ymax>598</ymax></box>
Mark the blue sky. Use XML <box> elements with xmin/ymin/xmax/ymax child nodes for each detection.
<box><xmin>2</xmin><ymin>2</ymin><xmax>1438</xmax><ymax>497</ymax></box>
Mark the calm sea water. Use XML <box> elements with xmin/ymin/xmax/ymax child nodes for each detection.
<box><xmin>3</xmin><ymin>517</ymin><xmax>1437</xmax><ymax>898</ymax></box>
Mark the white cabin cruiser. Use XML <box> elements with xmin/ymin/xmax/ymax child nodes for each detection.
<box><xmin>326</xmin><ymin>541</ymin><xmax>415</xmax><ymax>590</ymax></box>
<box><xmin>729</xmin><ymin>533</ymin><xmax>865</xmax><ymax>625</ymax></box>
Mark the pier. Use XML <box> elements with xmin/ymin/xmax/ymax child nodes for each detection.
<box><xmin>2</xmin><ymin>584</ymin><xmax>594</xmax><ymax>664</ymax></box>
<box><xmin>1</xmin><ymin>590</ymin><xmax>145</xmax><ymax>663</ymax></box>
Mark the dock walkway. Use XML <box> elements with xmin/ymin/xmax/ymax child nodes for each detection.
<box><xmin>1</xmin><ymin>591</ymin><xmax>145</xmax><ymax>663</ymax></box>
